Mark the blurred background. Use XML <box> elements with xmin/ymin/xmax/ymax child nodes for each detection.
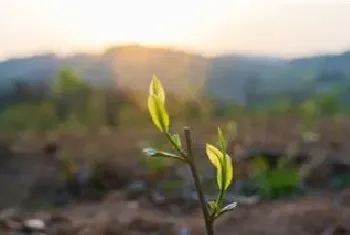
<box><xmin>1</xmin><ymin>1</ymin><xmax>350</xmax><ymax>234</ymax></box>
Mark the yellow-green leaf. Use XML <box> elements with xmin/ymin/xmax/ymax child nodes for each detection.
<box><xmin>224</xmin><ymin>155</ymin><xmax>233</xmax><ymax>190</ymax></box>
<box><xmin>207</xmin><ymin>200</ymin><xmax>218</xmax><ymax>212</ymax></box>
<box><xmin>206</xmin><ymin>144</ymin><xmax>233</xmax><ymax>190</ymax></box>
<box><xmin>148</xmin><ymin>94</ymin><xmax>170</xmax><ymax>133</ymax></box>
<box><xmin>217</xmin><ymin>127</ymin><xmax>226</xmax><ymax>150</ymax></box>
<box><xmin>149</xmin><ymin>74</ymin><xmax>165</xmax><ymax>103</ymax></box>
<box><xmin>217</xmin><ymin>154</ymin><xmax>233</xmax><ymax>190</ymax></box>
<box><xmin>206</xmin><ymin>144</ymin><xmax>222</xmax><ymax>169</ymax></box>
<box><xmin>217</xmin><ymin>126</ymin><xmax>228</xmax><ymax>190</ymax></box>
<box><xmin>171</xmin><ymin>134</ymin><xmax>182</xmax><ymax>149</ymax></box>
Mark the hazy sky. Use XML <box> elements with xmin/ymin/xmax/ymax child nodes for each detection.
<box><xmin>1</xmin><ymin>0</ymin><xmax>350</xmax><ymax>59</ymax></box>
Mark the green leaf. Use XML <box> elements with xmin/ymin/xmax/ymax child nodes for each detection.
<box><xmin>149</xmin><ymin>74</ymin><xmax>165</xmax><ymax>103</ymax></box>
<box><xmin>206</xmin><ymin>144</ymin><xmax>222</xmax><ymax>169</ymax></box>
<box><xmin>171</xmin><ymin>134</ymin><xmax>182</xmax><ymax>149</ymax></box>
<box><xmin>148</xmin><ymin>95</ymin><xmax>170</xmax><ymax>133</ymax></box>
<box><xmin>207</xmin><ymin>200</ymin><xmax>217</xmax><ymax>212</ymax></box>
<box><xmin>206</xmin><ymin>144</ymin><xmax>233</xmax><ymax>190</ymax></box>
<box><xmin>143</xmin><ymin>147</ymin><xmax>185</xmax><ymax>162</ymax></box>
<box><xmin>217</xmin><ymin>126</ymin><xmax>228</xmax><ymax>191</ymax></box>
<box><xmin>217</xmin><ymin>127</ymin><xmax>226</xmax><ymax>150</ymax></box>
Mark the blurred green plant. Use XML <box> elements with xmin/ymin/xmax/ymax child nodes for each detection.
<box><xmin>57</xmin><ymin>114</ymin><xmax>87</xmax><ymax>132</ymax></box>
<box><xmin>248</xmin><ymin>155</ymin><xmax>303</xmax><ymax>199</ymax></box>
<box><xmin>258</xmin><ymin>167</ymin><xmax>302</xmax><ymax>199</ymax></box>
<box><xmin>0</xmin><ymin>102</ymin><xmax>58</xmax><ymax>132</ymax></box>
<box><xmin>143</xmin><ymin>75</ymin><xmax>236</xmax><ymax>235</ymax></box>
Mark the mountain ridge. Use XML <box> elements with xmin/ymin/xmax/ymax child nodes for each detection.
<box><xmin>1</xmin><ymin>45</ymin><xmax>350</xmax><ymax>104</ymax></box>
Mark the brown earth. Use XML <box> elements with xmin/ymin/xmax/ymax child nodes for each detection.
<box><xmin>2</xmin><ymin>190</ymin><xmax>350</xmax><ymax>235</ymax></box>
<box><xmin>1</xmin><ymin>117</ymin><xmax>350</xmax><ymax>234</ymax></box>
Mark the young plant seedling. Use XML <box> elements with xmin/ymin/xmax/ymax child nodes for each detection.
<box><xmin>143</xmin><ymin>75</ymin><xmax>237</xmax><ymax>235</ymax></box>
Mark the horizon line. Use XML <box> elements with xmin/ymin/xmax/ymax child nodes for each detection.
<box><xmin>1</xmin><ymin>43</ymin><xmax>350</xmax><ymax>62</ymax></box>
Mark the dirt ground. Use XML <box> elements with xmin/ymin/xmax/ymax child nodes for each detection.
<box><xmin>1</xmin><ymin>117</ymin><xmax>350</xmax><ymax>234</ymax></box>
<box><xmin>2</xmin><ymin>190</ymin><xmax>350</xmax><ymax>235</ymax></box>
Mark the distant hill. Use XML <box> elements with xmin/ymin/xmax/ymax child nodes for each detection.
<box><xmin>0</xmin><ymin>46</ymin><xmax>208</xmax><ymax>100</ymax></box>
<box><xmin>1</xmin><ymin>46</ymin><xmax>350</xmax><ymax>104</ymax></box>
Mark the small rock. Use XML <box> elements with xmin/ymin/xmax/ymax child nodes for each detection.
<box><xmin>24</xmin><ymin>219</ymin><xmax>45</xmax><ymax>230</ymax></box>
<box><xmin>125</xmin><ymin>180</ymin><xmax>147</xmax><ymax>199</ymax></box>
<box><xmin>151</xmin><ymin>192</ymin><xmax>166</xmax><ymax>205</ymax></box>
<box><xmin>20</xmin><ymin>219</ymin><xmax>46</xmax><ymax>234</ymax></box>
<box><xmin>178</xmin><ymin>227</ymin><xmax>191</xmax><ymax>235</ymax></box>
<box><xmin>127</xmin><ymin>200</ymin><xmax>140</xmax><ymax>209</ymax></box>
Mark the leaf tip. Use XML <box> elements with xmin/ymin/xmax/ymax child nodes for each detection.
<box><xmin>142</xmin><ymin>147</ymin><xmax>157</xmax><ymax>157</ymax></box>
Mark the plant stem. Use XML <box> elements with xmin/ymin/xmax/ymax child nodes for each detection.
<box><xmin>184</xmin><ymin>127</ymin><xmax>214</xmax><ymax>235</ymax></box>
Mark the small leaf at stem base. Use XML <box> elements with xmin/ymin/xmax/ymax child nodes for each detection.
<box><xmin>216</xmin><ymin>202</ymin><xmax>238</xmax><ymax>218</ymax></box>
<box><xmin>207</xmin><ymin>200</ymin><xmax>218</xmax><ymax>211</ymax></box>
<box><xmin>142</xmin><ymin>147</ymin><xmax>186</xmax><ymax>162</ymax></box>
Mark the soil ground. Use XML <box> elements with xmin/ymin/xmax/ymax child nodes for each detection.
<box><xmin>2</xmin><ymin>191</ymin><xmax>350</xmax><ymax>235</ymax></box>
<box><xmin>1</xmin><ymin>117</ymin><xmax>350</xmax><ymax>234</ymax></box>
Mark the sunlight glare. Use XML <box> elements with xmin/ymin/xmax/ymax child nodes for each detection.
<box><xmin>47</xmin><ymin>0</ymin><xmax>250</xmax><ymax>51</ymax></box>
